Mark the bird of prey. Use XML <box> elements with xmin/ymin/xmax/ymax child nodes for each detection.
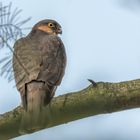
<box><xmin>12</xmin><ymin>19</ymin><xmax>66</xmax><ymax>125</ymax></box>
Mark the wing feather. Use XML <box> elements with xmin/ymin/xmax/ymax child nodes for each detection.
<box><xmin>13</xmin><ymin>34</ymin><xmax>66</xmax><ymax>91</ymax></box>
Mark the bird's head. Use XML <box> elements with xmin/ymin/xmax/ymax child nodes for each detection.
<box><xmin>32</xmin><ymin>19</ymin><xmax>62</xmax><ymax>35</ymax></box>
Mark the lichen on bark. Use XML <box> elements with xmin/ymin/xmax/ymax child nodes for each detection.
<box><xmin>0</xmin><ymin>79</ymin><xmax>140</xmax><ymax>139</ymax></box>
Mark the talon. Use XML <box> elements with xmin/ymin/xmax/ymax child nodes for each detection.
<box><xmin>88</xmin><ymin>79</ymin><xmax>97</xmax><ymax>87</ymax></box>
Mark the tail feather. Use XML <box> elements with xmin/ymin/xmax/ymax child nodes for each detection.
<box><xmin>20</xmin><ymin>81</ymin><xmax>52</xmax><ymax>132</ymax></box>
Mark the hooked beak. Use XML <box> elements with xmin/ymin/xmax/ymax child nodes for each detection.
<box><xmin>56</xmin><ymin>28</ymin><xmax>62</xmax><ymax>34</ymax></box>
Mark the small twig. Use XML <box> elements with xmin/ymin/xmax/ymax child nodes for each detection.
<box><xmin>88</xmin><ymin>79</ymin><xmax>97</xmax><ymax>87</ymax></box>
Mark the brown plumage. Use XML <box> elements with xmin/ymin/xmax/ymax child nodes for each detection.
<box><xmin>12</xmin><ymin>19</ymin><xmax>66</xmax><ymax>128</ymax></box>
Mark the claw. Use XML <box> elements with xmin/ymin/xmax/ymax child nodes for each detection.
<box><xmin>88</xmin><ymin>79</ymin><xmax>97</xmax><ymax>87</ymax></box>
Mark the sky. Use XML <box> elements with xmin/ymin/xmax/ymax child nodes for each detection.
<box><xmin>1</xmin><ymin>0</ymin><xmax>140</xmax><ymax>139</ymax></box>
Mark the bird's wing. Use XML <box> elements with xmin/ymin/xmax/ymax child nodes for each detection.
<box><xmin>13</xmin><ymin>35</ymin><xmax>66</xmax><ymax>91</ymax></box>
<box><xmin>13</xmin><ymin>37</ymin><xmax>42</xmax><ymax>90</ymax></box>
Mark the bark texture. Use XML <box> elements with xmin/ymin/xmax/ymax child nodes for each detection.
<box><xmin>0</xmin><ymin>79</ymin><xmax>140</xmax><ymax>139</ymax></box>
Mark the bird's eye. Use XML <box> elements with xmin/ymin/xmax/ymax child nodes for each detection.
<box><xmin>48</xmin><ymin>23</ymin><xmax>54</xmax><ymax>27</ymax></box>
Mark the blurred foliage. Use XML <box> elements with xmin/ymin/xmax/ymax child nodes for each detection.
<box><xmin>0</xmin><ymin>2</ymin><xmax>31</xmax><ymax>82</ymax></box>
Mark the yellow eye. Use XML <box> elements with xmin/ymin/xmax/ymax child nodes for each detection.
<box><xmin>48</xmin><ymin>23</ymin><xmax>55</xmax><ymax>27</ymax></box>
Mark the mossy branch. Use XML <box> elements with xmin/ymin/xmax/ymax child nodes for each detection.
<box><xmin>0</xmin><ymin>79</ymin><xmax>140</xmax><ymax>139</ymax></box>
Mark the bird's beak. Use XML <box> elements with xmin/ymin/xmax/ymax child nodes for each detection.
<box><xmin>57</xmin><ymin>28</ymin><xmax>62</xmax><ymax>34</ymax></box>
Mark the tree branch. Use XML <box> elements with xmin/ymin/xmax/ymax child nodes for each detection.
<box><xmin>1</xmin><ymin>79</ymin><xmax>140</xmax><ymax>139</ymax></box>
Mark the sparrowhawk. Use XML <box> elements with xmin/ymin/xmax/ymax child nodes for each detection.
<box><xmin>12</xmin><ymin>19</ymin><xmax>66</xmax><ymax>126</ymax></box>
